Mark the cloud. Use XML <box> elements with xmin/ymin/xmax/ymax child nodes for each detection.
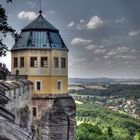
<box><xmin>76</xmin><ymin>24</ymin><xmax>85</xmax><ymax>30</ymax></box>
<box><xmin>86</xmin><ymin>44</ymin><xmax>97</xmax><ymax>50</ymax></box>
<box><xmin>80</xmin><ymin>19</ymin><xmax>85</xmax><ymax>23</ymax></box>
<box><xmin>115</xmin><ymin>55</ymin><xmax>136</xmax><ymax>60</ymax></box>
<box><xmin>86</xmin><ymin>16</ymin><xmax>104</xmax><ymax>29</ymax></box>
<box><xmin>104</xmin><ymin>46</ymin><xmax>137</xmax><ymax>61</ymax></box>
<box><xmin>105</xmin><ymin>47</ymin><xmax>130</xmax><ymax>58</ymax></box>
<box><xmin>67</xmin><ymin>21</ymin><xmax>74</xmax><ymax>27</ymax></box>
<box><xmin>76</xmin><ymin>19</ymin><xmax>86</xmax><ymax>30</ymax></box>
<box><xmin>76</xmin><ymin>16</ymin><xmax>104</xmax><ymax>30</ymax></box>
<box><xmin>115</xmin><ymin>46</ymin><xmax>130</xmax><ymax>53</ymax></box>
<box><xmin>115</xmin><ymin>17</ymin><xmax>125</xmax><ymax>23</ymax></box>
<box><xmin>128</xmin><ymin>30</ymin><xmax>140</xmax><ymax>37</ymax></box>
<box><xmin>105</xmin><ymin>51</ymin><xmax>117</xmax><ymax>57</ymax></box>
<box><xmin>94</xmin><ymin>49</ymin><xmax>106</xmax><ymax>55</ymax></box>
<box><xmin>71</xmin><ymin>38</ymin><xmax>92</xmax><ymax>45</ymax></box>
<box><xmin>18</xmin><ymin>11</ymin><xmax>37</xmax><ymax>20</ymax></box>
<box><xmin>86</xmin><ymin>44</ymin><xmax>106</xmax><ymax>55</ymax></box>
<box><xmin>130</xmin><ymin>49</ymin><xmax>137</xmax><ymax>53</ymax></box>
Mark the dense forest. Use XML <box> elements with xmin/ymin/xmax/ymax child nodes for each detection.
<box><xmin>76</xmin><ymin>103</ymin><xmax>140</xmax><ymax>140</ymax></box>
<box><xmin>70</xmin><ymin>84</ymin><xmax>140</xmax><ymax>98</ymax></box>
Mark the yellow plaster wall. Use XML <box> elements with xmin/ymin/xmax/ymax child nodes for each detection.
<box><xmin>11</xmin><ymin>49</ymin><xmax>68</xmax><ymax>94</ymax></box>
<box><xmin>28</xmin><ymin>76</ymin><xmax>68</xmax><ymax>94</ymax></box>
<box><xmin>11</xmin><ymin>49</ymin><xmax>68</xmax><ymax>76</ymax></box>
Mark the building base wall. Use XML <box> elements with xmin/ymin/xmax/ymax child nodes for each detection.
<box><xmin>28</xmin><ymin>76</ymin><xmax>68</xmax><ymax>94</ymax></box>
<box><xmin>32</xmin><ymin>95</ymin><xmax>76</xmax><ymax>140</ymax></box>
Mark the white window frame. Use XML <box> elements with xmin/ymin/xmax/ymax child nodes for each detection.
<box><xmin>57</xmin><ymin>80</ymin><xmax>63</xmax><ymax>91</ymax></box>
<box><xmin>35</xmin><ymin>80</ymin><xmax>42</xmax><ymax>91</ymax></box>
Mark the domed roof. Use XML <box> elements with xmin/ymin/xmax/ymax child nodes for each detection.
<box><xmin>11</xmin><ymin>11</ymin><xmax>68</xmax><ymax>51</ymax></box>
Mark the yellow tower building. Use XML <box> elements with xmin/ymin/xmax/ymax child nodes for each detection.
<box><xmin>10</xmin><ymin>11</ymin><xmax>76</xmax><ymax>139</ymax></box>
<box><xmin>11</xmin><ymin>11</ymin><xmax>68</xmax><ymax>95</ymax></box>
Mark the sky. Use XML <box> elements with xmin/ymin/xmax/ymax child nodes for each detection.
<box><xmin>0</xmin><ymin>0</ymin><xmax>140</xmax><ymax>78</ymax></box>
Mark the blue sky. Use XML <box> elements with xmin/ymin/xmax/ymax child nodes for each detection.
<box><xmin>0</xmin><ymin>0</ymin><xmax>140</xmax><ymax>78</ymax></box>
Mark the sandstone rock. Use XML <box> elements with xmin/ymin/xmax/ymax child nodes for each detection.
<box><xmin>35</xmin><ymin>95</ymin><xmax>76</xmax><ymax>140</ymax></box>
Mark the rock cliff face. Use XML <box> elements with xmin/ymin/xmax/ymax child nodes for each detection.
<box><xmin>33</xmin><ymin>95</ymin><xmax>76</xmax><ymax>140</ymax></box>
<box><xmin>0</xmin><ymin>95</ymin><xmax>76</xmax><ymax>140</ymax></box>
<box><xmin>0</xmin><ymin>79</ymin><xmax>33</xmax><ymax>140</ymax></box>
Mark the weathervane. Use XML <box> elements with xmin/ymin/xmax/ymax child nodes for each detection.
<box><xmin>39</xmin><ymin>0</ymin><xmax>42</xmax><ymax>14</ymax></box>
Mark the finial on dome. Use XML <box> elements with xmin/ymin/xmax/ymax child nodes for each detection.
<box><xmin>39</xmin><ymin>10</ymin><xmax>42</xmax><ymax>15</ymax></box>
<box><xmin>39</xmin><ymin>0</ymin><xmax>42</xmax><ymax>15</ymax></box>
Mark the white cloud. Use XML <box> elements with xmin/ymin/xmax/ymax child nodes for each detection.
<box><xmin>104</xmin><ymin>46</ymin><xmax>137</xmax><ymax>61</ymax></box>
<box><xmin>115</xmin><ymin>55</ymin><xmax>136</xmax><ymax>60</ymax></box>
<box><xmin>74</xmin><ymin>19</ymin><xmax>86</xmax><ymax>30</ymax></box>
<box><xmin>105</xmin><ymin>51</ymin><xmax>117</xmax><ymax>57</ymax></box>
<box><xmin>75</xmin><ymin>16</ymin><xmax>104</xmax><ymax>30</ymax></box>
<box><xmin>86</xmin><ymin>44</ymin><xmax>106</xmax><ymax>55</ymax></box>
<box><xmin>71</xmin><ymin>38</ymin><xmax>92</xmax><ymax>45</ymax></box>
<box><xmin>86</xmin><ymin>16</ymin><xmax>104</xmax><ymax>29</ymax></box>
<box><xmin>67</xmin><ymin>21</ymin><xmax>74</xmax><ymax>27</ymax></box>
<box><xmin>115</xmin><ymin>17</ymin><xmax>125</xmax><ymax>23</ymax></box>
<box><xmin>115</xmin><ymin>46</ymin><xmax>130</xmax><ymax>53</ymax></box>
<box><xmin>128</xmin><ymin>30</ymin><xmax>140</xmax><ymax>37</ymax></box>
<box><xmin>86</xmin><ymin>44</ymin><xmax>97</xmax><ymax>50</ymax></box>
<box><xmin>76</xmin><ymin>24</ymin><xmax>85</xmax><ymax>30</ymax></box>
<box><xmin>105</xmin><ymin>47</ymin><xmax>130</xmax><ymax>58</ymax></box>
<box><xmin>76</xmin><ymin>19</ymin><xmax>86</xmax><ymax>30</ymax></box>
<box><xmin>18</xmin><ymin>11</ymin><xmax>37</xmax><ymax>20</ymax></box>
<box><xmin>94</xmin><ymin>49</ymin><xmax>106</xmax><ymax>55</ymax></box>
<box><xmin>99</xmin><ymin>45</ymin><xmax>104</xmax><ymax>49</ymax></box>
<box><xmin>80</xmin><ymin>19</ymin><xmax>85</xmax><ymax>23</ymax></box>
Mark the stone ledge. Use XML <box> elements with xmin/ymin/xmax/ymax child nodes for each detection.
<box><xmin>32</xmin><ymin>94</ymin><xmax>72</xmax><ymax>99</ymax></box>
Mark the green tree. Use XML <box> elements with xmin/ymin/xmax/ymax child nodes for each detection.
<box><xmin>133</xmin><ymin>132</ymin><xmax>140</xmax><ymax>140</ymax></box>
<box><xmin>0</xmin><ymin>1</ymin><xmax>18</xmax><ymax>56</ymax></box>
<box><xmin>76</xmin><ymin>123</ymin><xmax>106</xmax><ymax>140</ymax></box>
<box><xmin>108</xmin><ymin>126</ymin><xmax>113</xmax><ymax>137</ymax></box>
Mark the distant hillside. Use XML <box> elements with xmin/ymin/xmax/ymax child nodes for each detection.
<box><xmin>69</xmin><ymin>78</ymin><xmax>140</xmax><ymax>85</ymax></box>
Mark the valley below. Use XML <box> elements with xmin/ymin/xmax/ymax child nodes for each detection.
<box><xmin>69</xmin><ymin>78</ymin><xmax>140</xmax><ymax>140</ymax></box>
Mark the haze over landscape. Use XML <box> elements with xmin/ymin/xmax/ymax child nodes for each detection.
<box><xmin>0</xmin><ymin>0</ymin><xmax>140</xmax><ymax>78</ymax></box>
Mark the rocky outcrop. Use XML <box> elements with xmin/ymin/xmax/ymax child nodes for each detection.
<box><xmin>38</xmin><ymin>108</ymin><xmax>68</xmax><ymax>140</ymax></box>
<box><xmin>33</xmin><ymin>95</ymin><xmax>76</xmax><ymax>140</ymax></box>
